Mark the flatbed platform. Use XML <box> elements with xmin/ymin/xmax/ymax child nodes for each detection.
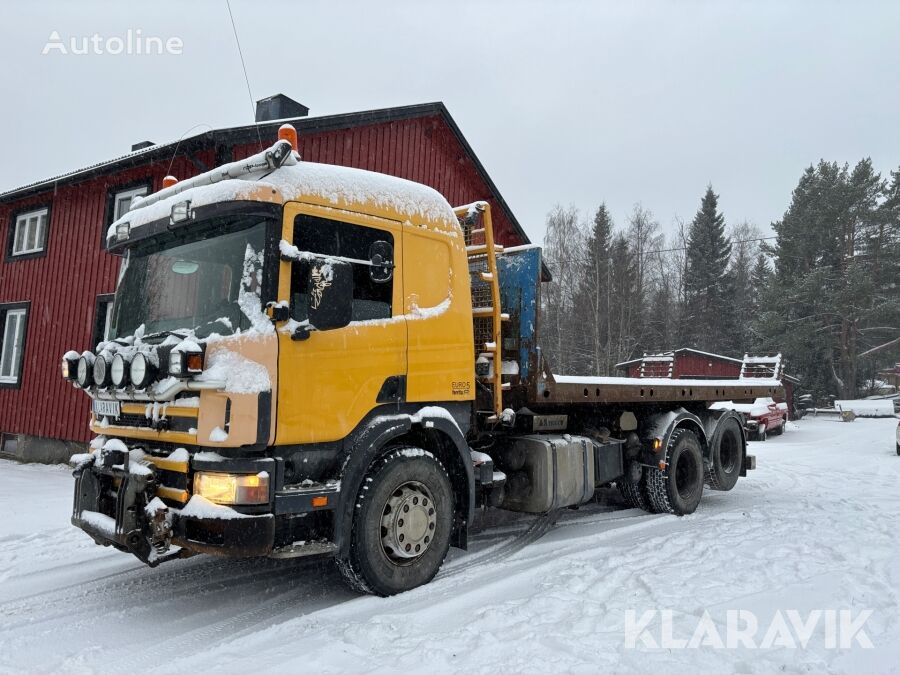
<box><xmin>535</xmin><ymin>374</ymin><xmax>784</xmax><ymax>406</ymax></box>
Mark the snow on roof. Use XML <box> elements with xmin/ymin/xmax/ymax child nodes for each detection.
<box><xmin>264</xmin><ymin>161</ymin><xmax>459</xmax><ymax>230</ymax></box>
<box><xmin>615</xmin><ymin>348</ymin><xmax>745</xmax><ymax>369</ymax></box>
<box><xmin>109</xmin><ymin>156</ymin><xmax>460</xmax><ymax>239</ymax></box>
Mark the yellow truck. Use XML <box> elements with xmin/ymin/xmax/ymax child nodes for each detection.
<box><xmin>63</xmin><ymin>126</ymin><xmax>781</xmax><ymax>595</ymax></box>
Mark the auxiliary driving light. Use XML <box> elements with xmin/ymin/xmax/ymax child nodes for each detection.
<box><xmin>115</xmin><ymin>222</ymin><xmax>131</xmax><ymax>242</ymax></box>
<box><xmin>110</xmin><ymin>353</ymin><xmax>130</xmax><ymax>387</ymax></box>
<box><xmin>194</xmin><ymin>472</ymin><xmax>269</xmax><ymax>505</ymax></box>
<box><xmin>170</xmin><ymin>200</ymin><xmax>193</xmax><ymax>225</ymax></box>
<box><xmin>76</xmin><ymin>354</ymin><xmax>94</xmax><ymax>388</ymax></box>
<box><xmin>93</xmin><ymin>355</ymin><xmax>112</xmax><ymax>388</ymax></box>
<box><xmin>129</xmin><ymin>352</ymin><xmax>156</xmax><ymax>390</ymax></box>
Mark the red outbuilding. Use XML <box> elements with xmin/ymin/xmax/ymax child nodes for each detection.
<box><xmin>0</xmin><ymin>96</ymin><xmax>534</xmax><ymax>462</ymax></box>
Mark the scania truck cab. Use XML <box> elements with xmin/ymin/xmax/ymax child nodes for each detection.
<box><xmin>64</xmin><ymin>126</ymin><xmax>781</xmax><ymax>595</ymax></box>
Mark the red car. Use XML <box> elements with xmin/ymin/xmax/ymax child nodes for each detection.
<box><xmin>711</xmin><ymin>398</ymin><xmax>787</xmax><ymax>441</ymax></box>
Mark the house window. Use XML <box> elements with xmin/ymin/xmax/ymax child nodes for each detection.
<box><xmin>11</xmin><ymin>207</ymin><xmax>49</xmax><ymax>257</ymax></box>
<box><xmin>112</xmin><ymin>186</ymin><xmax>149</xmax><ymax>222</ymax></box>
<box><xmin>93</xmin><ymin>294</ymin><xmax>115</xmax><ymax>347</ymax></box>
<box><xmin>0</xmin><ymin>306</ymin><xmax>28</xmax><ymax>385</ymax></box>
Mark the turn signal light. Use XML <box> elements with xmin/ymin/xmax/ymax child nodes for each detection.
<box><xmin>652</xmin><ymin>438</ymin><xmax>663</xmax><ymax>452</ymax></box>
<box><xmin>311</xmin><ymin>495</ymin><xmax>329</xmax><ymax>508</ymax></box>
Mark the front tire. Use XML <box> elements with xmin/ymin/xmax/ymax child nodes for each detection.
<box><xmin>756</xmin><ymin>426</ymin><xmax>767</xmax><ymax>442</ymax></box>
<box><xmin>646</xmin><ymin>429</ymin><xmax>704</xmax><ymax>515</ymax></box>
<box><xmin>337</xmin><ymin>448</ymin><xmax>454</xmax><ymax>596</ymax></box>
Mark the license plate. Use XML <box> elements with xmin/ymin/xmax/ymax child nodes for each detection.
<box><xmin>92</xmin><ymin>400</ymin><xmax>121</xmax><ymax>419</ymax></box>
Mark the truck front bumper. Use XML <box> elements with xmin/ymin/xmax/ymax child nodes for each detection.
<box><xmin>71</xmin><ymin>451</ymin><xmax>274</xmax><ymax>566</ymax></box>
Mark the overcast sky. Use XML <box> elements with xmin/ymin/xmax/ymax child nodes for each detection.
<box><xmin>2</xmin><ymin>0</ymin><xmax>899</xmax><ymax>243</ymax></box>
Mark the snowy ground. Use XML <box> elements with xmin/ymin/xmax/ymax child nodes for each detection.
<box><xmin>1</xmin><ymin>417</ymin><xmax>899</xmax><ymax>675</ymax></box>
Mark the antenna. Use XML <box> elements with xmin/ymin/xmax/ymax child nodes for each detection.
<box><xmin>225</xmin><ymin>0</ymin><xmax>263</xmax><ymax>149</ymax></box>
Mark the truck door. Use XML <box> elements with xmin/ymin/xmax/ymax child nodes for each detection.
<box><xmin>275</xmin><ymin>204</ymin><xmax>406</xmax><ymax>444</ymax></box>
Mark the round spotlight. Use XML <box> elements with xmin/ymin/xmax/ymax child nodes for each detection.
<box><xmin>93</xmin><ymin>354</ymin><xmax>111</xmax><ymax>388</ymax></box>
<box><xmin>76</xmin><ymin>355</ymin><xmax>94</xmax><ymax>388</ymax></box>
<box><xmin>129</xmin><ymin>352</ymin><xmax>156</xmax><ymax>389</ymax></box>
<box><xmin>111</xmin><ymin>353</ymin><xmax>129</xmax><ymax>388</ymax></box>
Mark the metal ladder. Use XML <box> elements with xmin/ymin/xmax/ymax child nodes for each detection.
<box><xmin>454</xmin><ymin>201</ymin><xmax>507</xmax><ymax>421</ymax></box>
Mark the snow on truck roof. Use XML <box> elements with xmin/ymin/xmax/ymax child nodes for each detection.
<box><xmin>107</xmin><ymin>149</ymin><xmax>460</xmax><ymax>241</ymax></box>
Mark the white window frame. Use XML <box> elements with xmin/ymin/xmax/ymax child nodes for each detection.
<box><xmin>0</xmin><ymin>308</ymin><xmax>27</xmax><ymax>384</ymax></box>
<box><xmin>113</xmin><ymin>186</ymin><xmax>149</xmax><ymax>222</ymax></box>
<box><xmin>101</xmin><ymin>299</ymin><xmax>114</xmax><ymax>342</ymax></box>
<box><xmin>12</xmin><ymin>207</ymin><xmax>48</xmax><ymax>256</ymax></box>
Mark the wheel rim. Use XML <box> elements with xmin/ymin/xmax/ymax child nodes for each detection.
<box><xmin>719</xmin><ymin>430</ymin><xmax>739</xmax><ymax>474</ymax></box>
<box><xmin>380</xmin><ymin>480</ymin><xmax>437</xmax><ymax>564</ymax></box>
<box><xmin>674</xmin><ymin>450</ymin><xmax>699</xmax><ymax>501</ymax></box>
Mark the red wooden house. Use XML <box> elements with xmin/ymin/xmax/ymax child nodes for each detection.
<box><xmin>0</xmin><ymin>95</ymin><xmax>534</xmax><ymax>462</ymax></box>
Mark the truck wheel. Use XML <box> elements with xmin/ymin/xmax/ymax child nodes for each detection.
<box><xmin>704</xmin><ymin>417</ymin><xmax>743</xmax><ymax>492</ymax></box>
<box><xmin>756</xmin><ymin>427</ymin><xmax>767</xmax><ymax>442</ymax></box>
<box><xmin>336</xmin><ymin>448</ymin><xmax>454</xmax><ymax>596</ymax></box>
<box><xmin>646</xmin><ymin>429</ymin><xmax>704</xmax><ymax>515</ymax></box>
<box><xmin>618</xmin><ymin>468</ymin><xmax>652</xmax><ymax>512</ymax></box>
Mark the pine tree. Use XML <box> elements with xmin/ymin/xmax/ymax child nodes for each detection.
<box><xmin>759</xmin><ymin>158</ymin><xmax>899</xmax><ymax>399</ymax></box>
<box><xmin>681</xmin><ymin>186</ymin><xmax>732</xmax><ymax>353</ymax></box>
<box><xmin>574</xmin><ymin>204</ymin><xmax>614</xmax><ymax>374</ymax></box>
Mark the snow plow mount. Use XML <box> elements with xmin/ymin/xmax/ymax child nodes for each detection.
<box><xmin>71</xmin><ymin>445</ymin><xmax>275</xmax><ymax>566</ymax></box>
<box><xmin>71</xmin><ymin>452</ymin><xmax>191</xmax><ymax>566</ymax></box>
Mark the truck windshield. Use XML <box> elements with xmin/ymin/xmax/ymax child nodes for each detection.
<box><xmin>110</xmin><ymin>217</ymin><xmax>270</xmax><ymax>340</ymax></box>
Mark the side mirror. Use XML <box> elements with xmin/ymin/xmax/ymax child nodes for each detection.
<box><xmin>307</xmin><ymin>258</ymin><xmax>353</xmax><ymax>330</ymax></box>
<box><xmin>368</xmin><ymin>241</ymin><xmax>394</xmax><ymax>283</ymax></box>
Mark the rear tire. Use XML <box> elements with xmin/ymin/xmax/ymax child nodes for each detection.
<box><xmin>336</xmin><ymin>448</ymin><xmax>454</xmax><ymax>596</ymax></box>
<box><xmin>646</xmin><ymin>429</ymin><xmax>704</xmax><ymax>515</ymax></box>
<box><xmin>618</xmin><ymin>467</ymin><xmax>652</xmax><ymax>512</ymax></box>
<box><xmin>705</xmin><ymin>417</ymin><xmax>743</xmax><ymax>492</ymax></box>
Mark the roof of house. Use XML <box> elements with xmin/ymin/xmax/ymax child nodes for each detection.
<box><xmin>615</xmin><ymin>347</ymin><xmax>801</xmax><ymax>383</ymax></box>
<box><xmin>615</xmin><ymin>348</ymin><xmax>745</xmax><ymax>369</ymax></box>
<box><xmin>0</xmin><ymin>101</ymin><xmax>533</xmax><ymax>248</ymax></box>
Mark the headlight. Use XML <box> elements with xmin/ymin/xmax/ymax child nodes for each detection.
<box><xmin>129</xmin><ymin>353</ymin><xmax>156</xmax><ymax>389</ymax></box>
<box><xmin>61</xmin><ymin>353</ymin><xmax>79</xmax><ymax>381</ymax></box>
<box><xmin>76</xmin><ymin>355</ymin><xmax>94</xmax><ymax>388</ymax></box>
<box><xmin>111</xmin><ymin>353</ymin><xmax>129</xmax><ymax>387</ymax></box>
<box><xmin>169</xmin><ymin>349</ymin><xmax>203</xmax><ymax>377</ymax></box>
<box><xmin>193</xmin><ymin>471</ymin><xmax>269</xmax><ymax>505</ymax></box>
<box><xmin>93</xmin><ymin>355</ymin><xmax>111</xmax><ymax>387</ymax></box>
